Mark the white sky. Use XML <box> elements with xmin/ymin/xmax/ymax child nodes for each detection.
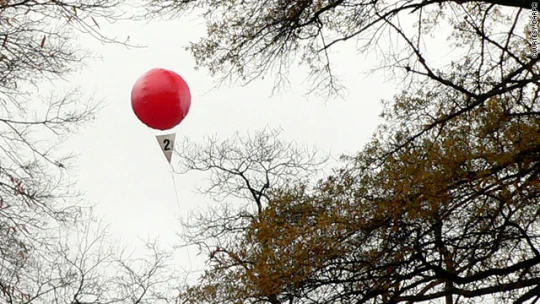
<box><xmin>56</xmin><ymin>14</ymin><xmax>432</xmax><ymax>278</ymax></box>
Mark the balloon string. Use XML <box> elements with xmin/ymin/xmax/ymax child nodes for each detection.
<box><xmin>170</xmin><ymin>170</ymin><xmax>194</xmax><ymax>274</ymax></box>
<box><xmin>171</xmin><ymin>170</ymin><xmax>181</xmax><ymax>212</ymax></box>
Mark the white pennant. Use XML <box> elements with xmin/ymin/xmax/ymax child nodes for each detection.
<box><xmin>156</xmin><ymin>133</ymin><xmax>176</xmax><ymax>163</ymax></box>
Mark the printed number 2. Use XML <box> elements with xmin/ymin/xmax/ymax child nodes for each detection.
<box><xmin>163</xmin><ymin>139</ymin><xmax>172</xmax><ymax>151</ymax></box>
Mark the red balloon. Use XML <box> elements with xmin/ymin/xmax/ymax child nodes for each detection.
<box><xmin>131</xmin><ymin>68</ymin><xmax>191</xmax><ymax>130</ymax></box>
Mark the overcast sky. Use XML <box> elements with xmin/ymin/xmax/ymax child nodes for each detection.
<box><xmin>58</xmin><ymin>13</ymin><xmax>402</xmax><ymax>278</ymax></box>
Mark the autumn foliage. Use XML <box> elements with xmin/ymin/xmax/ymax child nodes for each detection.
<box><xmin>165</xmin><ymin>0</ymin><xmax>540</xmax><ymax>303</ymax></box>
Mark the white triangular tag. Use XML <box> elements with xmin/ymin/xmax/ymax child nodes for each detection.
<box><xmin>156</xmin><ymin>133</ymin><xmax>176</xmax><ymax>163</ymax></box>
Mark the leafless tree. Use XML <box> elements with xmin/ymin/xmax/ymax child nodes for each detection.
<box><xmin>171</xmin><ymin>129</ymin><xmax>327</xmax><ymax>303</ymax></box>
<box><xmin>0</xmin><ymin>1</ymin><xmax>178</xmax><ymax>303</ymax></box>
